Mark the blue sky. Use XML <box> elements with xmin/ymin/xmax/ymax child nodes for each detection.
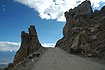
<box><xmin>0</xmin><ymin>0</ymin><xmax>65</xmax><ymax>44</ymax></box>
<box><xmin>0</xmin><ymin>0</ymin><xmax>105</xmax><ymax>49</ymax></box>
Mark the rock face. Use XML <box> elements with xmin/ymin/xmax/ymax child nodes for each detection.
<box><xmin>56</xmin><ymin>1</ymin><xmax>105</xmax><ymax>59</ymax></box>
<box><xmin>13</xmin><ymin>25</ymin><xmax>42</xmax><ymax>66</ymax></box>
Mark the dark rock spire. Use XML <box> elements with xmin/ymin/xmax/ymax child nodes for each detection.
<box><xmin>13</xmin><ymin>25</ymin><xmax>42</xmax><ymax>66</ymax></box>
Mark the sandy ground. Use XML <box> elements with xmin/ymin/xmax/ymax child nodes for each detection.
<box><xmin>31</xmin><ymin>47</ymin><xmax>105</xmax><ymax>70</ymax></box>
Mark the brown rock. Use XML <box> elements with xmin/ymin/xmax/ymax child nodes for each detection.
<box><xmin>56</xmin><ymin>1</ymin><xmax>105</xmax><ymax>59</ymax></box>
<box><xmin>13</xmin><ymin>25</ymin><xmax>42</xmax><ymax>66</ymax></box>
<box><xmin>63</xmin><ymin>1</ymin><xmax>93</xmax><ymax>37</ymax></box>
<box><xmin>28</xmin><ymin>25</ymin><xmax>41</xmax><ymax>52</ymax></box>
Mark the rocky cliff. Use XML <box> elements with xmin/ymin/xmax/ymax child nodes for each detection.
<box><xmin>13</xmin><ymin>25</ymin><xmax>42</xmax><ymax>66</ymax></box>
<box><xmin>56</xmin><ymin>1</ymin><xmax>105</xmax><ymax>59</ymax></box>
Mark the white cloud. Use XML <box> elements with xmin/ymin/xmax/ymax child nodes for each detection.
<box><xmin>91</xmin><ymin>0</ymin><xmax>105</xmax><ymax>7</ymax></box>
<box><xmin>0</xmin><ymin>41</ymin><xmax>20</xmax><ymax>52</ymax></box>
<box><xmin>42</xmin><ymin>43</ymin><xmax>55</xmax><ymax>47</ymax></box>
<box><xmin>15</xmin><ymin>0</ymin><xmax>105</xmax><ymax>22</ymax></box>
<box><xmin>0</xmin><ymin>41</ymin><xmax>55</xmax><ymax>52</ymax></box>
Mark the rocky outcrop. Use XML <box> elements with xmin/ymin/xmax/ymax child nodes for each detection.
<box><xmin>64</xmin><ymin>1</ymin><xmax>93</xmax><ymax>37</ymax></box>
<box><xmin>13</xmin><ymin>25</ymin><xmax>42</xmax><ymax>66</ymax></box>
<box><xmin>56</xmin><ymin>1</ymin><xmax>105</xmax><ymax>59</ymax></box>
<box><xmin>11</xmin><ymin>47</ymin><xmax>47</xmax><ymax>70</ymax></box>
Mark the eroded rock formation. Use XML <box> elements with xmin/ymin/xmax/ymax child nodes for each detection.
<box><xmin>56</xmin><ymin>1</ymin><xmax>105</xmax><ymax>59</ymax></box>
<box><xmin>13</xmin><ymin>25</ymin><xmax>42</xmax><ymax>66</ymax></box>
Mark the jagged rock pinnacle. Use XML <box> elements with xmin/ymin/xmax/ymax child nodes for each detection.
<box><xmin>13</xmin><ymin>25</ymin><xmax>42</xmax><ymax>66</ymax></box>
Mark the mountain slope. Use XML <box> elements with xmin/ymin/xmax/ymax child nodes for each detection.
<box><xmin>56</xmin><ymin>0</ymin><xmax>105</xmax><ymax>59</ymax></box>
<box><xmin>13</xmin><ymin>47</ymin><xmax>105</xmax><ymax>70</ymax></box>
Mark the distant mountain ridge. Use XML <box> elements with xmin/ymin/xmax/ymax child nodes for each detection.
<box><xmin>0</xmin><ymin>51</ymin><xmax>16</xmax><ymax>69</ymax></box>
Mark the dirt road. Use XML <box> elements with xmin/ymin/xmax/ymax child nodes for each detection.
<box><xmin>31</xmin><ymin>47</ymin><xmax>105</xmax><ymax>70</ymax></box>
